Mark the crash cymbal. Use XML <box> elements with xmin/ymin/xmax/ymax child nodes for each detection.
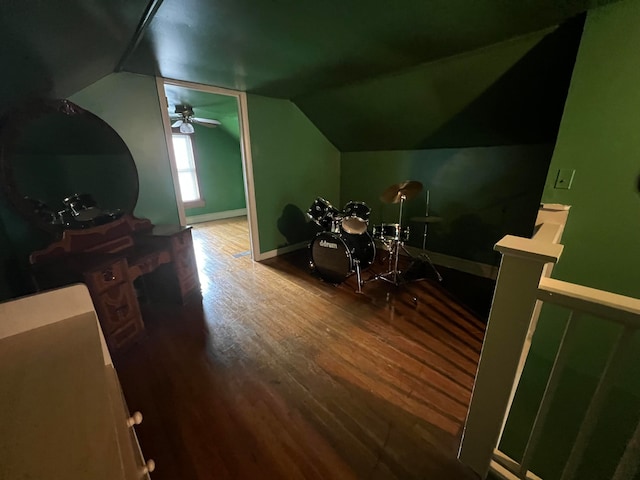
<box><xmin>410</xmin><ymin>216</ymin><xmax>443</xmax><ymax>223</ymax></box>
<box><xmin>380</xmin><ymin>180</ymin><xmax>423</xmax><ymax>204</ymax></box>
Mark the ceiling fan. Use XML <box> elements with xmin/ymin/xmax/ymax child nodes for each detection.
<box><xmin>170</xmin><ymin>105</ymin><xmax>221</xmax><ymax>134</ymax></box>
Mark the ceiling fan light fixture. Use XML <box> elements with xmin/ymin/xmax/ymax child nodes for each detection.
<box><xmin>179</xmin><ymin>122</ymin><xmax>195</xmax><ymax>134</ymax></box>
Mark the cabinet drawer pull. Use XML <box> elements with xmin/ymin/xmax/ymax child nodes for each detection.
<box><xmin>140</xmin><ymin>459</ymin><xmax>156</xmax><ymax>475</ymax></box>
<box><xmin>102</xmin><ymin>269</ymin><xmax>116</xmax><ymax>282</ymax></box>
<box><xmin>127</xmin><ymin>411</ymin><xmax>143</xmax><ymax>427</ymax></box>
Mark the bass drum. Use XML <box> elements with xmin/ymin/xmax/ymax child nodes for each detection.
<box><xmin>309</xmin><ymin>231</ymin><xmax>376</xmax><ymax>284</ymax></box>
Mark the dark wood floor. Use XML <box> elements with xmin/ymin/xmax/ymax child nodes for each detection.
<box><xmin>115</xmin><ymin>217</ymin><xmax>485</xmax><ymax>479</ymax></box>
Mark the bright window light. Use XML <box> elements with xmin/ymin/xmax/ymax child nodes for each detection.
<box><xmin>171</xmin><ymin>134</ymin><xmax>202</xmax><ymax>204</ymax></box>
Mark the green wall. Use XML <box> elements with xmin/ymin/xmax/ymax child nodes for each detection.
<box><xmin>501</xmin><ymin>1</ymin><xmax>640</xmax><ymax>478</ymax></box>
<box><xmin>336</xmin><ymin>18</ymin><xmax>583</xmax><ymax>269</ymax></box>
<box><xmin>184</xmin><ymin>122</ymin><xmax>246</xmax><ymax>217</ymax></box>
<box><xmin>70</xmin><ymin>72</ymin><xmax>180</xmax><ymax>224</ymax></box>
<box><xmin>341</xmin><ymin>145</ymin><xmax>553</xmax><ymax>266</ymax></box>
<box><xmin>247</xmin><ymin>94</ymin><xmax>340</xmax><ymax>253</ymax></box>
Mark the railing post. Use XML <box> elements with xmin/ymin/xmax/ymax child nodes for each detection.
<box><xmin>458</xmin><ymin>235</ymin><xmax>563</xmax><ymax>478</ymax></box>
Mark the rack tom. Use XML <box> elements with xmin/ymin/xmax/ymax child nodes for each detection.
<box><xmin>307</xmin><ymin>197</ymin><xmax>340</xmax><ymax>231</ymax></box>
<box><xmin>341</xmin><ymin>201</ymin><xmax>370</xmax><ymax>235</ymax></box>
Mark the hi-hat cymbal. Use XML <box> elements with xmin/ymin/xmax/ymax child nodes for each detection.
<box><xmin>380</xmin><ymin>180</ymin><xmax>423</xmax><ymax>204</ymax></box>
<box><xmin>410</xmin><ymin>216</ymin><xmax>443</xmax><ymax>223</ymax></box>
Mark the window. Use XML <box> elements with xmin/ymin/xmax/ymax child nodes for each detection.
<box><xmin>171</xmin><ymin>134</ymin><xmax>204</xmax><ymax>207</ymax></box>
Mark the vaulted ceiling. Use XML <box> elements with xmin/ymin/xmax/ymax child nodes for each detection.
<box><xmin>0</xmin><ymin>0</ymin><xmax>618</xmax><ymax>150</ymax></box>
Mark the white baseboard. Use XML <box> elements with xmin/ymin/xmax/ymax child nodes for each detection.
<box><xmin>256</xmin><ymin>241</ymin><xmax>308</xmax><ymax>261</ymax></box>
<box><xmin>186</xmin><ymin>208</ymin><xmax>247</xmax><ymax>224</ymax></box>
<box><xmin>255</xmin><ymin>238</ymin><xmax>497</xmax><ymax>280</ymax></box>
<box><xmin>403</xmin><ymin>245</ymin><xmax>498</xmax><ymax>280</ymax></box>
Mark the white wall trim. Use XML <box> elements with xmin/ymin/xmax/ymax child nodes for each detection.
<box><xmin>255</xmin><ymin>239</ymin><xmax>496</xmax><ymax>279</ymax></box>
<box><xmin>155</xmin><ymin>77</ymin><xmax>260</xmax><ymax>261</ymax></box>
<box><xmin>186</xmin><ymin>209</ymin><xmax>247</xmax><ymax>224</ymax></box>
<box><xmin>258</xmin><ymin>241</ymin><xmax>309</xmax><ymax>261</ymax></box>
<box><xmin>237</xmin><ymin>91</ymin><xmax>261</xmax><ymax>262</ymax></box>
<box><xmin>155</xmin><ymin>76</ymin><xmax>186</xmax><ymax>227</ymax></box>
<box><xmin>403</xmin><ymin>245</ymin><xmax>498</xmax><ymax>280</ymax></box>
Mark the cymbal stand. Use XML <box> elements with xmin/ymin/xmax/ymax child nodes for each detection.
<box><xmin>366</xmin><ymin>194</ymin><xmax>407</xmax><ymax>287</ymax></box>
<box><xmin>414</xmin><ymin>189</ymin><xmax>442</xmax><ymax>282</ymax></box>
<box><xmin>422</xmin><ymin>190</ymin><xmax>430</xmax><ymax>250</ymax></box>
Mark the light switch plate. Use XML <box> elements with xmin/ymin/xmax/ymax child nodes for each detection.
<box><xmin>554</xmin><ymin>168</ymin><xmax>575</xmax><ymax>190</ymax></box>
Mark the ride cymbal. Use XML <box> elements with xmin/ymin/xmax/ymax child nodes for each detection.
<box><xmin>380</xmin><ymin>180</ymin><xmax>423</xmax><ymax>204</ymax></box>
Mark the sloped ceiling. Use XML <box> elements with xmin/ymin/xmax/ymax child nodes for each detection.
<box><xmin>295</xmin><ymin>17</ymin><xmax>585</xmax><ymax>151</ymax></box>
<box><xmin>122</xmin><ymin>0</ymin><xmax>615</xmax><ymax>98</ymax></box>
<box><xmin>0</xmin><ymin>0</ymin><xmax>149</xmax><ymax>112</ymax></box>
<box><xmin>0</xmin><ymin>0</ymin><xmax>617</xmax><ymax>149</ymax></box>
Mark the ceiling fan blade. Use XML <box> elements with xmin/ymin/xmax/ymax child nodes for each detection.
<box><xmin>193</xmin><ymin>117</ymin><xmax>221</xmax><ymax>127</ymax></box>
<box><xmin>171</xmin><ymin>119</ymin><xmax>184</xmax><ymax>128</ymax></box>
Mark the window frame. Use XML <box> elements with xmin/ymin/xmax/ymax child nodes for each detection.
<box><xmin>171</xmin><ymin>131</ymin><xmax>205</xmax><ymax>209</ymax></box>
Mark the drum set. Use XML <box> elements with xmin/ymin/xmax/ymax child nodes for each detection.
<box><xmin>307</xmin><ymin>180</ymin><xmax>443</xmax><ymax>293</ymax></box>
<box><xmin>307</xmin><ymin>197</ymin><xmax>376</xmax><ymax>290</ymax></box>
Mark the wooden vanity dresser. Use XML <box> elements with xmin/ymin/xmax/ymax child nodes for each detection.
<box><xmin>29</xmin><ymin>214</ymin><xmax>201</xmax><ymax>351</ymax></box>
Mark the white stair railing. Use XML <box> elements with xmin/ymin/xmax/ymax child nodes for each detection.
<box><xmin>458</xmin><ymin>205</ymin><xmax>640</xmax><ymax>480</ymax></box>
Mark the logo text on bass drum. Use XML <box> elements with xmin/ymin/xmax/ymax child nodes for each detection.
<box><xmin>319</xmin><ymin>240</ymin><xmax>338</xmax><ymax>249</ymax></box>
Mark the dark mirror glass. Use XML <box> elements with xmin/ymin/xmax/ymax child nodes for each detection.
<box><xmin>0</xmin><ymin>100</ymin><xmax>138</xmax><ymax>232</ymax></box>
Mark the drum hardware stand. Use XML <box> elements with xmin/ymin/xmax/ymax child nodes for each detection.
<box><xmin>355</xmin><ymin>259</ymin><xmax>363</xmax><ymax>294</ymax></box>
<box><xmin>422</xmin><ymin>190</ymin><xmax>430</xmax><ymax>250</ymax></box>
<box><xmin>364</xmin><ymin>193</ymin><xmax>409</xmax><ymax>287</ymax></box>
<box><xmin>413</xmin><ymin>189</ymin><xmax>443</xmax><ymax>282</ymax></box>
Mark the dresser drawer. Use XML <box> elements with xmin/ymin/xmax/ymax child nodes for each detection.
<box><xmin>104</xmin><ymin>365</ymin><xmax>153</xmax><ymax>479</ymax></box>
<box><xmin>85</xmin><ymin>260</ymin><xmax>129</xmax><ymax>294</ymax></box>
<box><xmin>174</xmin><ymin>249</ymin><xmax>198</xmax><ymax>279</ymax></box>
<box><xmin>94</xmin><ymin>283</ymin><xmax>142</xmax><ymax>335</ymax></box>
<box><xmin>109</xmin><ymin>319</ymin><xmax>144</xmax><ymax>352</ymax></box>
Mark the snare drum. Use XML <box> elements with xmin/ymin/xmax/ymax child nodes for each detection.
<box><xmin>372</xmin><ymin>223</ymin><xmax>410</xmax><ymax>242</ymax></box>
<box><xmin>341</xmin><ymin>201</ymin><xmax>370</xmax><ymax>235</ymax></box>
<box><xmin>307</xmin><ymin>197</ymin><xmax>340</xmax><ymax>231</ymax></box>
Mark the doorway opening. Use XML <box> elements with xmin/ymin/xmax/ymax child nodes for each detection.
<box><xmin>156</xmin><ymin>78</ymin><xmax>258</xmax><ymax>262</ymax></box>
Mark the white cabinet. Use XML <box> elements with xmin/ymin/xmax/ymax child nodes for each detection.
<box><xmin>0</xmin><ymin>284</ymin><xmax>153</xmax><ymax>479</ymax></box>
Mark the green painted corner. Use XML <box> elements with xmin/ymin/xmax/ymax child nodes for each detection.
<box><xmin>246</xmin><ymin>94</ymin><xmax>340</xmax><ymax>254</ymax></box>
<box><xmin>184</xmin><ymin>123</ymin><xmax>246</xmax><ymax>217</ymax></box>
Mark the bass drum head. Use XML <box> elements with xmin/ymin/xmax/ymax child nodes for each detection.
<box><xmin>310</xmin><ymin>232</ymin><xmax>352</xmax><ymax>284</ymax></box>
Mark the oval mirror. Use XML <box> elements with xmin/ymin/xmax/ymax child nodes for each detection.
<box><xmin>0</xmin><ymin>99</ymin><xmax>139</xmax><ymax>233</ymax></box>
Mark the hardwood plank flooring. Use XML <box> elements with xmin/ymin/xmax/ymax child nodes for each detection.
<box><xmin>115</xmin><ymin>217</ymin><xmax>485</xmax><ymax>479</ymax></box>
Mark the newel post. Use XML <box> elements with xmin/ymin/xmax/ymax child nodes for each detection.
<box><xmin>458</xmin><ymin>235</ymin><xmax>563</xmax><ymax>478</ymax></box>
